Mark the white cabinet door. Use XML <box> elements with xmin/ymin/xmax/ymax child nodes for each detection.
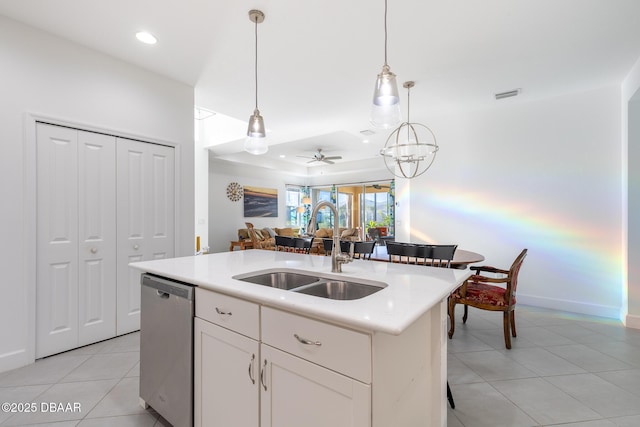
<box><xmin>77</xmin><ymin>131</ymin><xmax>116</xmax><ymax>346</ymax></box>
<box><xmin>260</xmin><ymin>345</ymin><xmax>371</xmax><ymax>427</ymax></box>
<box><xmin>194</xmin><ymin>318</ymin><xmax>259</xmax><ymax>427</ymax></box>
<box><xmin>116</xmin><ymin>139</ymin><xmax>174</xmax><ymax>334</ymax></box>
<box><xmin>36</xmin><ymin>124</ymin><xmax>79</xmax><ymax>358</ymax></box>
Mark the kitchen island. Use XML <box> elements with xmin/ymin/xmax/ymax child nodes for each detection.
<box><xmin>131</xmin><ymin>250</ymin><xmax>471</xmax><ymax>427</ymax></box>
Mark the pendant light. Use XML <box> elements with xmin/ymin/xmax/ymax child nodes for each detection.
<box><xmin>245</xmin><ymin>9</ymin><xmax>268</xmax><ymax>155</ymax></box>
<box><xmin>380</xmin><ymin>81</ymin><xmax>438</xmax><ymax>179</ymax></box>
<box><xmin>370</xmin><ymin>0</ymin><xmax>401</xmax><ymax>129</ymax></box>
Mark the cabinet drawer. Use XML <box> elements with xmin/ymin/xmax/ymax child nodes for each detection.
<box><xmin>196</xmin><ymin>288</ymin><xmax>259</xmax><ymax>340</ymax></box>
<box><xmin>261</xmin><ymin>307</ymin><xmax>371</xmax><ymax>383</ymax></box>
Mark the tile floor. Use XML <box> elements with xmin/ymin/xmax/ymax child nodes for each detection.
<box><xmin>1</xmin><ymin>305</ymin><xmax>639</xmax><ymax>426</ymax></box>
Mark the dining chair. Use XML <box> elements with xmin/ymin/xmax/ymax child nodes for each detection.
<box><xmin>427</xmin><ymin>244</ymin><xmax>458</xmax><ymax>267</ymax></box>
<box><xmin>293</xmin><ymin>237</ymin><xmax>313</xmax><ymax>254</ymax></box>
<box><xmin>322</xmin><ymin>238</ymin><xmax>334</xmax><ymax>255</ymax></box>
<box><xmin>367</xmin><ymin>228</ymin><xmax>381</xmax><ymax>244</ymax></box>
<box><xmin>448</xmin><ymin>249</ymin><xmax>528</xmax><ymax>349</ymax></box>
<box><xmin>340</xmin><ymin>241</ymin><xmax>375</xmax><ymax>260</ymax></box>
<box><xmin>386</xmin><ymin>242</ymin><xmax>421</xmax><ymax>264</ymax></box>
<box><xmin>275</xmin><ymin>235</ymin><xmax>294</xmax><ymax>251</ymax></box>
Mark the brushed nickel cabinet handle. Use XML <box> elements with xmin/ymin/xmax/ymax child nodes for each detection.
<box><xmin>248</xmin><ymin>354</ymin><xmax>256</xmax><ymax>384</ymax></box>
<box><xmin>215</xmin><ymin>307</ymin><xmax>232</xmax><ymax>316</ymax></box>
<box><xmin>294</xmin><ymin>333</ymin><xmax>322</xmax><ymax>346</ymax></box>
<box><xmin>260</xmin><ymin>359</ymin><xmax>267</xmax><ymax>391</ymax></box>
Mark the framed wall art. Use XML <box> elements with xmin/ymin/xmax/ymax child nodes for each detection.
<box><xmin>243</xmin><ymin>186</ymin><xmax>278</xmax><ymax>217</ymax></box>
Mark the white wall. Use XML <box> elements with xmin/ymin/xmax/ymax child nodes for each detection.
<box><xmin>623</xmin><ymin>55</ymin><xmax>640</xmax><ymax>328</ymax></box>
<box><xmin>208</xmin><ymin>159</ymin><xmax>306</xmax><ymax>253</ymax></box>
<box><xmin>195</xmin><ymin>118</ymin><xmax>209</xmax><ymax>252</ymax></box>
<box><xmin>0</xmin><ymin>16</ymin><xmax>194</xmax><ymax>372</ymax></box>
<box><xmin>401</xmin><ymin>85</ymin><xmax>623</xmax><ymax>318</ymax></box>
<box><xmin>209</xmin><ymin>86</ymin><xmax>626</xmax><ymax>319</ymax></box>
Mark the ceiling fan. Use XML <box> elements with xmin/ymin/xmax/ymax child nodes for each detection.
<box><xmin>371</xmin><ymin>184</ymin><xmax>390</xmax><ymax>190</ymax></box>
<box><xmin>297</xmin><ymin>149</ymin><xmax>342</xmax><ymax>165</ymax></box>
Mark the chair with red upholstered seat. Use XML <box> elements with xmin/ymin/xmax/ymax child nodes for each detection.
<box><xmin>448</xmin><ymin>249</ymin><xmax>527</xmax><ymax>349</ymax></box>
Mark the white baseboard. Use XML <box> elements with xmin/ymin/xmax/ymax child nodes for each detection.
<box><xmin>0</xmin><ymin>348</ymin><xmax>31</xmax><ymax>374</ymax></box>
<box><xmin>625</xmin><ymin>314</ymin><xmax>640</xmax><ymax>329</ymax></box>
<box><xmin>517</xmin><ymin>293</ymin><xmax>621</xmax><ymax>320</ymax></box>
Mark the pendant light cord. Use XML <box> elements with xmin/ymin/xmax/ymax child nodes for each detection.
<box><xmin>383</xmin><ymin>0</ymin><xmax>388</xmax><ymax>66</ymax></box>
<box><xmin>253</xmin><ymin>17</ymin><xmax>259</xmax><ymax>110</ymax></box>
<box><xmin>406</xmin><ymin>84</ymin><xmax>410</xmax><ymax>122</ymax></box>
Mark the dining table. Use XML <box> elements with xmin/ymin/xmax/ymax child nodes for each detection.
<box><xmin>368</xmin><ymin>244</ymin><xmax>484</xmax><ymax>268</ymax></box>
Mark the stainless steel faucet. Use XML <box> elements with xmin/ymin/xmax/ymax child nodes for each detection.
<box><xmin>307</xmin><ymin>201</ymin><xmax>353</xmax><ymax>273</ymax></box>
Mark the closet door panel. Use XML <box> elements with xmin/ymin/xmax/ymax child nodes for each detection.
<box><xmin>116</xmin><ymin>142</ymin><xmax>145</xmax><ymax>334</ymax></box>
<box><xmin>117</xmin><ymin>139</ymin><xmax>174</xmax><ymax>334</ymax></box>
<box><xmin>148</xmin><ymin>146</ymin><xmax>175</xmax><ymax>260</ymax></box>
<box><xmin>78</xmin><ymin>131</ymin><xmax>116</xmax><ymax>346</ymax></box>
<box><xmin>36</xmin><ymin>124</ymin><xmax>79</xmax><ymax>358</ymax></box>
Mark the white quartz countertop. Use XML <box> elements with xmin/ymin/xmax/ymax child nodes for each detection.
<box><xmin>130</xmin><ymin>250</ymin><xmax>472</xmax><ymax>335</ymax></box>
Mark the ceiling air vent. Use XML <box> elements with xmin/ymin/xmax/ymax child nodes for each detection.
<box><xmin>495</xmin><ymin>89</ymin><xmax>521</xmax><ymax>100</ymax></box>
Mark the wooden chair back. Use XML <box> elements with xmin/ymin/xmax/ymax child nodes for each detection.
<box><xmin>245</xmin><ymin>222</ymin><xmax>261</xmax><ymax>249</ymax></box>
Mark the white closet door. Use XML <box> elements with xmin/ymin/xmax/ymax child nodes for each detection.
<box><xmin>36</xmin><ymin>124</ymin><xmax>79</xmax><ymax>358</ymax></box>
<box><xmin>77</xmin><ymin>131</ymin><xmax>116</xmax><ymax>346</ymax></box>
<box><xmin>116</xmin><ymin>139</ymin><xmax>175</xmax><ymax>334</ymax></box>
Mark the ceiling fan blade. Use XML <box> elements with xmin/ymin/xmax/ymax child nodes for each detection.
<box><xmin>323</xmin><ymin>156</ymin><xmax>342</xmax><ymax>161</ymax></box>
<box><xmin>306</xmin><ymin>159</ymin><xmax>317</xmax><ymax>163</ymax></box>
<box><xmin>322</xmin><ymin>159</ymin><xmax>335</xmax><ymax>164</ymax></box>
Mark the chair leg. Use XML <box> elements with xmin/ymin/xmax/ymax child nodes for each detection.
<box><xmin>447</xmin><ymin>297</ymin><xmax>455</xmax><ymax>339</ymax></box>
<box><xmin>510</xmin><ymin>310</ymin><xmax>516</xmax><ymax>337</ymax></box>
<box><xmin>447</xmin><ymin>381</ymin><xmax>455</xmax><ymax>409</ymax></box>
<box><xmin>462</xmin><ymin>304</ymin><xmax>468</xmax><ymax>324</ymax></box>
<box><xmin>503</xmin><ymin>311</ymin><xmax>512</xmax><ymax>349</ymax></box>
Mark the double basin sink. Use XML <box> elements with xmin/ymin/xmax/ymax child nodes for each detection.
<box><xmin>232</xmin><ymin>269</ymin><xmax>387</xmax><ymax>300</ymax></box>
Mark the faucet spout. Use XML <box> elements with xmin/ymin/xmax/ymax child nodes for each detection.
<box><xmin>307</xmin><ymin>201</ymin><xmax>352</xmax><ymax>273</ymax></box>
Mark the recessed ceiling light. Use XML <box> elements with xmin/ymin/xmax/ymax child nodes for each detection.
<box><xmin>279</xmin><ymin>154</ymin><xmax>286</xmax><ymax>158</ymax></box>
<box><xmin>363</xmin><ymin>139</ymin><xmax>370</xmax><ymax>144</ymax></box>
<box><xmin>136</xmin><ymin>31</ymin><xmax>157</xmax><ymax>45</ymax></box>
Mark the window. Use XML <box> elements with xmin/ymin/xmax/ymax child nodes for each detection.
<box><xmin>313</xmin><ymin>189</ymin><xmax>334</xmax><ymax>229</ymax></box>
<box><xmin>362</xmin><ymin>186</ymin><xmax>391</xmax><ymax>231</ymax></box>
<box><xmin>337</xmin><ymin>191</ymin><xmax>352</xmax><ymax>228</ymax></box>
<box><xmin>285</xmin><ymin>186</ymin><xmax>302</xmax><ymax>227</ymax></box>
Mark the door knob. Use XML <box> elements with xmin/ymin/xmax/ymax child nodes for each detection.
<box><xmin>90</xmin><ymin>247</ymin><xmax>97</xmax><ymax>254</ymax></box>
<box><xmin>133</xmin><ymin>244</ymin><xmax>140</xmax><ymax>250</ymax></box>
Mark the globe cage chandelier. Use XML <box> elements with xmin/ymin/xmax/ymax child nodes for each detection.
<box><xmin>244</xmin><ymin>9</ymin><xmax>268</xmax><ymax>155</ymax></box>
<box><xmin>380</xmin><ymin>81</ymin><xmax>439</xmax><ymax>179</ymax></box>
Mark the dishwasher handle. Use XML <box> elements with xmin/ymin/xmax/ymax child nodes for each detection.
<box><xmin>141</xmin><ymin>273</ymin><xmax>195</xmax><ymax>301</ymax></box>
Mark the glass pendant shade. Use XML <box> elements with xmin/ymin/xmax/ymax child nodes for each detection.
<box><xmin>247</xmin><ymin>109</ymin><xmax>266</xmax><ymax>138</ymax></box>
<box><xmin>245</xmin><ymin>109</ymin><xmax>267</xmax><ymax>155</ymax></box>
<box><xmin>371</xmin><ymin>65</ymin><xmax>401</xmax><ymax>128</ymax></box>
<box><xmin>244</xmin><ymin>137</ymin><xmax>268</xmax><ymax>155</ymax></box>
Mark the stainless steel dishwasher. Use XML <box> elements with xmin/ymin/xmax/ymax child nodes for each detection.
<box><xmin>139</xmin><ymin>273</ymin><xmax>194</xmax><ymax>427</ymax></box>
